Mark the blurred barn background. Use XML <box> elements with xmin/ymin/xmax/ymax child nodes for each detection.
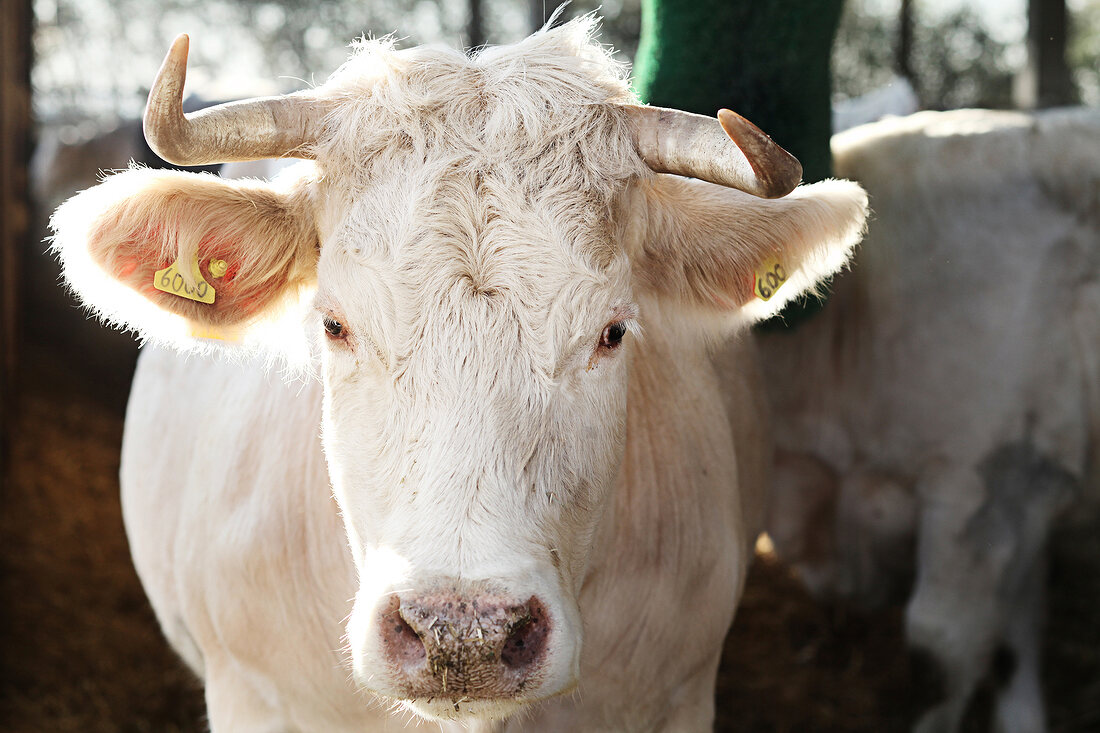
<box><xmin>1</xmin><ymin>0</ymin><xmax>1098</xmax><ymax>731</ymax></box>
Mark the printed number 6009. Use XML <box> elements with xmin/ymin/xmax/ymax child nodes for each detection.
<box><xmin>160</xmin><ymin>268</ymin><xmax>208</xmax><ymax>299</ymax></box>
<box><xmin>153</xmin><ymin>259</ymin><xmax>216</xmax><ymax>304</ymax></box>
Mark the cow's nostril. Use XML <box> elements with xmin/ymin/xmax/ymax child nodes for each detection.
<box><xmin>501</xmin><ymin>596</ymin><xmax>549</xmax><ymax>670</ymax></box>
<box><xmin>381</xmin><ymin>603</ymin><xmax>426</xmax><ymax>669</ymax></box>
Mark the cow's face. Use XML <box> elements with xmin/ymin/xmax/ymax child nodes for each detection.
<box><xmin>296</xmin><ymin>43</ymin><xmax>654</xmax><ymax>712</ymax></box>
<box><xmin>315</xmin><ymin>158</ymin><xmax>637</xmax><ymax>716</ymax></box>
<box><xmin>51</xmin><ymin>17</ymin><xmax>868</xmax><ymax>726</ymax></box>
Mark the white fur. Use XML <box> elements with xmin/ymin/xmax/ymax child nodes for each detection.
<box><xmin>53</xmin><ymin>18</ymin><xmax>868</xmax><ymax>731</ymax></box>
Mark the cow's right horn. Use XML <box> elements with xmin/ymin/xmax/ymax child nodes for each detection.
<box><xmin>144</xmin><ymin>34</ymin><xmax>323</xmax><ymax>166</ymax></box>
<box><xmin>624</xmin><ymin>105</ymin><xmax>803</xmax><ymax>199</ymax></box>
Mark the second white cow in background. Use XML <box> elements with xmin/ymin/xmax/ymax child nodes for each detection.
<box><xmin>758</xmin><ymin>107</ymin><xmax>1100</xmax><ymax>733</ymax></box>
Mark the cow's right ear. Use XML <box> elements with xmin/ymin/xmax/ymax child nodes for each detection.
<box><xmin>51</xmin><ymin>167</ymin><xmax>319</xmax><ymax>346</ymax></box>
<box><xmin>628</xmin><ymin>174</ymin><xmax>868</xmax><ymax>334</ymax></box>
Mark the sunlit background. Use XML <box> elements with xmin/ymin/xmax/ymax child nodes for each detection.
<box><xmin>25</xmin><ymin>0</ymin><xmax>1100</xmax><ymax>217</ymax></box>
<box><xmin>30</xmin><ymin>0</ymin><xmax>1100</xmax><ymax>125</ymax></box>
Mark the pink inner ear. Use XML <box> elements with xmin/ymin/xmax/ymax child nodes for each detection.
<box><xmin>193</xmin><ymin>236</ymin><xmax>274</xmax><ymax>321</ymax></box>
<box><xmin>90</xmin><ymin>204</ymin><xmax>293</xmax><ymax>326</ymax></box>
<box><xmin>115</xmin><ymin>260</ymin><xmax>138</xmax><ymax>280</ymax></box>
<box><xmin>194</xmin><ymin>235</ymin><xmax>242</xmax><ymax>286</ymax></box>
<box><xmin>109</xmin><ymin>222</ymin><xmax>236</xmax><ymax>288</ymax></box>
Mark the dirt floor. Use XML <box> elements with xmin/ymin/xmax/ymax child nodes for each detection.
<box><xmin>2</xmin><ymin>348</ymin><xmax>1099</xmax><ymax>733</ymax></box>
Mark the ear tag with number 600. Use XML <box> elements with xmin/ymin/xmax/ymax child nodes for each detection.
<box><xmin>754</xmin><ymin>256</ymin><xmax>788</xmax><ymax>301</ymax></box>
<box><xmin>153</xmin><ymin>256</ymin><xmax>219</xmax><ymax>304</ymax></box>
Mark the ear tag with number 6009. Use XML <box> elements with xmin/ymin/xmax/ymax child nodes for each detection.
<box><xmin>754</xmin><ymin>256</ymin><xmax>788</xmax><ymax>301</ymax></box>
<box><xmin>153</xmin><ymin>256</ymin><xmax>218</xmax><ymax>304</ymax></box>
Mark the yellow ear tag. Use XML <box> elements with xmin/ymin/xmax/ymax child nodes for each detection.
<box><xmin>754</xmin><ymin>256</ymin><xmax>788</xmax><ymax>301</ymax></box>
<box><xmin>153</xmin><ymin>256</ymin><xmax>216</xmax><ymax>304</ymax></box>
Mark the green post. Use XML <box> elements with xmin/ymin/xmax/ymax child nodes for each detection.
<box><xmin>633</xmin><ymin>0</ymin><xmax>844</xmax><ymax>184</ymax></box>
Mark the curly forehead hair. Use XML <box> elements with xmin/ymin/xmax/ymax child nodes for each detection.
<box><xmin>314</xmin><ymin>17</ymin><xmax>648</xmax><ymax>200</ymax></box>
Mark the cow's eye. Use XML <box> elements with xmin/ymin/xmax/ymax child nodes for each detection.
<box><xmin>323</xmin><ymin>316</ymin><xmax>346</xmax><ymax>339</ymax></box>
<box><xmin>600</xmin><ymin>321</ymin><xmax>627</xmax><ymax>350</ymax></box>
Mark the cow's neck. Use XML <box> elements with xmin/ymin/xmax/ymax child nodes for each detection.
<box><xmin>570</xmin><ymin>317</ymin><xmax>748</xmax><ymax>716</ymax></box>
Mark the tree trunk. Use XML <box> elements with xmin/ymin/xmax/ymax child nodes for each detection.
<box><xmin>633</xmin><ymin>0</ymin><xmax>845</xmax><ymax>184</ymax></box>
<box><xmin>467</xmin><ymin>0</ymin><xmax>486</xmax><ymax>48</ymax></box>
<box><xmin>1</xmin><ymin>0</ymin><xmax>33</xmax><ymax>486</ymax></box>
<box><xmin>529</xmin><ymin>0</ymin><xmax>546</xmax><ymax>34</ymax></box>
<box><xmin>1020</xmin><ymin>0</ymin><xmax>1078</xmax><ymax>107</ymax></box>
<box><xmin>897</xmin><ymin>0</ymin><xmax>916</xmax><ymax>90</ymax></box>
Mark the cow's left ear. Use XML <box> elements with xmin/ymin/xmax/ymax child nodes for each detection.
<box><xmin>51</xmin><ymin>166</ymin><xmax>319</xmax><ymax>348</ymax></box>
<box><xmin>631</xmin><ymin>174</ymin><xmax>868</xmax><ymax>330</ymax></box>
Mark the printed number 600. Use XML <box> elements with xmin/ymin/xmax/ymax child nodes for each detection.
<box><xmin>757</xmin><ymin>263</ymin><xmax>787</xmax><ymax>299</ymax></box>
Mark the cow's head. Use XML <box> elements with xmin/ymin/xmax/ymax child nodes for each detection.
<box><xmin>51</xmin><ymin>19</ymin><xmax>867</xmax><ymax>722</ymax></box>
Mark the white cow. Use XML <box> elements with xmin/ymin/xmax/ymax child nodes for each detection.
<box><xmin>51</xmin><ymin>20</ymin><xmax>868</xmax><ymax>731</ymax></box>
<box><xmin>758</xmin><ymin>108</ymin><xmax>1100</xmax><ymax>733</ymax></box>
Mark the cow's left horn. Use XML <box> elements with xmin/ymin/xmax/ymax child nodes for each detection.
<box><xmin>624</xmin><ymin>105</ymin><xmax>802</xmax><ymax>198</ymax></box>
<box><xmin>144</xmin><ymin>34</ymin><xmax>322</xmax><ymax>166</ymax></box>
